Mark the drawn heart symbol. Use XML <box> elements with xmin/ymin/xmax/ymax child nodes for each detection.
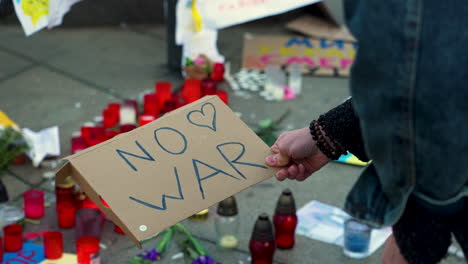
<box><xmin>186</xmin><ymin>102</ymin><xmax>217</xmax><ymax>131</ymax></box>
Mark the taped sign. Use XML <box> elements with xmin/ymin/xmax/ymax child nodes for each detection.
<box><xmin>56</xmin><ymin>96</ymin><xmax>277</xmax><ymax>247</ymax></box>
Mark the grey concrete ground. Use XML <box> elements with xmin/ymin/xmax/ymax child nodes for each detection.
<box><xmin>0</xmin><ymin>23</ymin><xmax>464</xmax><ymax>264</ymax></box>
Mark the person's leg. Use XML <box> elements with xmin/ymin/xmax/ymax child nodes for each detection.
<box><xmin>389</xmin><ymin>198</ymin><xmax>452</xmax><ymax>264</ymax></box>
<box><xmin>450</xmin><ymin>198</ymin><xmax>468</xmax><ymax>259</ymax></box>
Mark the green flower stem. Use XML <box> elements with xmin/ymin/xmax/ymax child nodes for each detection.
<box><xmin>156</xmin><ymin>227</ymin><xmax>174</xmax><ymax>254</ymax></box>
<box><xmin>174</xmin><ymin>223</ymin><xmax>208</xmax><ymax>256</ymax></box>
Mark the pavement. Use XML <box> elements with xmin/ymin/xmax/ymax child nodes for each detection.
<box><xmin>0</xmin><ymin>22</ymin><xmax>465</xmax><ymax>264</ymax></box>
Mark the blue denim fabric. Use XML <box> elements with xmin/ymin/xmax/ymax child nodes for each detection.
<box><xmin>343</xmin><ymin>0</ymin><xmax>468</xmax><ymax>227</ymax></box>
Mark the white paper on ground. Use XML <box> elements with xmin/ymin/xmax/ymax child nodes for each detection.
<box><xmin>22</xmin><ymin>126</ymin><xmax>60</xmax><ymax>167</ymax></box>
<box><xmin>13</xmin><ymin>0</ymin><xmax>49</xmax><ymax>36</ymax></box>
<box><xmin>296</xmin><ymin>200</ymin><xmax>392</xmax><ymax>256</ymax></box>
<box><xmin>48</xmin><ymin>0</ymin><xmax>82</xmax><ymax>29</ymax></box>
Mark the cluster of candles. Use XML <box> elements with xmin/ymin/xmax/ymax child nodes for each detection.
<box><xmin>71</xmin><ymin>78</ymin><xmax>228</xmax><ymax>155</ymax></box>
<box><xmin>214</xmin><ymin>190</ymin><xmax>298</xmax><ymax>264</ymax></box>
<box><xmin>0</xmin><ymin>182</ymin><xmax>110</xmax><ymax>263</ymax></box>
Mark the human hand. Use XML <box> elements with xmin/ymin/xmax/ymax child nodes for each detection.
<box><xmin>265</xmin><ymin>127</ymin><xmax>330</xmax><ymax>181</ymax></box>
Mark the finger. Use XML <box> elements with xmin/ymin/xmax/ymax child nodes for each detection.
<box><xmin>288</xmin><ymin>164</ymin><xmax>298</xmax><ymax>178</ymax></box>
<box><xmin>297</xmin><ymin>163</ymin><xmax>306</xmax><ymax>178</ymax></box>
<box><xmin>275</xmin><ymin>152</ymin><xmax>290</xmax><ymax>166</ymax></box>
<box><xmin>275</xmin><ymin>169</ymin><xmax>289</xmax><ymax>181</ymax></box>
<box><xmin>271</xmin><ymin>144</ymin><xmax>280</xmax><ymax>153</ymax></box>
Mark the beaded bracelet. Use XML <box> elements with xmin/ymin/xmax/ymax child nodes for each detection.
<box><xmin>309</xmin><ymin>120</ymin><xmax>342</xmax><ymax>160</ymax></box>
<box><xmin>317</xmin><ymin>115</ymin><xmax>347</xmax><ymax>156</ymax></box>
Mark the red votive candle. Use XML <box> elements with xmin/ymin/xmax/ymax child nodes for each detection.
<box><xmin>44</xmin><ymin>231</ymin><xmax>63</xmax><ymax>260</ymax></box>
<box><xmin>12</xmin><ymin>154</ymin><xmax>26</xmax><ymax>165</ymax></box>
<box><xmin>201</xmin><ymin>78</ymin><xmax>217</xmax><ymax>96</ymax></box>
<box><xmin>57</xmin><ymin>203</ymin><xmax>76</xmax><ymax>229</ymax></box>
<box><xmin>143</xmin><ymin>93</ymin><xmax>159</xmax><ymax>117</ymax></box>
<box><xmin>23</xmin><ymin>189</ymin><xmax>44</xmax><ymax>219</ymax></box>
<box><xmin>107</xmin><ymin>102</ymin><xmax>120</xmax><ymax>114</ymax></box>
<box><xmin>0</xmin><ymin>237</ymin><xmax>3</xmax><ymax>262</ymax></box>
<box><xmin>102</xmin><ymin>108</ymin><xmax>118</xmax><ymax>128</ymax></box>
<box><xmin>4</xmin><ymin>224</ymin><xmax>23</xmax><ymax>252</ymax></box>
<box><xmin>104</xmin><ymin>129</ymin><xmax>119</xmax><ymax>140</ymax></box>
<box><xmin>216</xmin><ymin>90</ymin><xmax>229</xmax><ymax>105</ymax></box>
<box><xmin>75</xmin><ymin>208</ymin><xmax>103</xmax><ymax>239</ymax></box>
<box><xmin>120</xmin><ymin>124</ymin><xmax>137</xmax><ymax>133</ymax></box>
<box><xmin>139</xmin><ymin>115</ymin><xmax>156</xmax><ymax>126</ymax></box>
<box><xmin>155</xmin><ymin>81</ymin><xmax>172</xmax><ymax>107</ymax></box>
<box><xmin>114</xmin><ymin>224</ymin><xmax>125</xmax><ymax>235</ymax></box>
<box><xmin>80</xmin><ymin>122</ymin><xmax>94</xmax><ymax>144</ymax></box>
<box><xmin>211</xmin><ymin>62</ymin><xmax>225</xmax><ymax>81</ymax></box>
<box><xmin>76</xmin><ymin>236</ymin><xmax>100</xmax><ymax>264</ymax></box>
<box><xmin>71</xmin><ymin>134</ymin><xmax>88</xmax><ymax>154</ymax></box>
<box><xmin>182</xmin><ymin>79</ymin><xmax>201</xmax><ymax>103</ymax></box>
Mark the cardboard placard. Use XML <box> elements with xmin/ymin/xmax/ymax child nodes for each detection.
<box><xmin>242</xmin><ymin>34</ymin><xmax>357</xmax><ymax>77</ymax></box>
<box><xmin>286</xmin><ymin>15</ymin><xmax>356</xmax><ymax>42</ymax></box>
<box><xmin>56</xmin><ymin>96</ymin><xmax>277</xmax><ymax>247</ymax></box>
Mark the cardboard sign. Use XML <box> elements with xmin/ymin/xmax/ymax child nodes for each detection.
<box><xmin>56</xmin><ymin>96</ymin><xmax>277</xmax><ymax>247</ymax></box>
<box><xmin>286</xmin><ymin>15</ymin><xmax>356</xmax><ymax>42</ymax></box>
<box><xmin>242</xmin><ymin>34</ymin><xmax>358</xmax><ymax>77</ymax></box>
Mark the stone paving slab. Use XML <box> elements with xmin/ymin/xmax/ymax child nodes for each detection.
<box><xmin>0</xmin><ymin>50</ymin><xmax>33</xmax><ymax>81</ymax></box>
<box><xmin>1</xmin><ymin>172</ymin><xmax>30</xmax><ymax>201</ymax></box>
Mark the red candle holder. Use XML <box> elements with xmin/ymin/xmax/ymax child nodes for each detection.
<box><xmin>211</xmin><ymin>62</ymin><xmax>225</xmax><ymax>82</ymax></box>
<box><xmin>104</xmin><ymin>129</ymin><xmax>119</xmax><ymax>140</ymax></box>
<box><xmin>114</xmin><ymin>224</ymin><xmax>125</xmax><ymax>235</ymax></box>
<box><xmin>76</xmin><ymin>236</ymin><xmax>100</xmax><ymax>264</ymax></box>
<box><xmin>0</xmin><ymin>237</ymin><xmax>3</xmax><ymax>262</ymax></box>
<box><xmin>120</xmin><ymin>124</ymin><xmax>137</xmax><ymax>133</ymax></box>
<box><xmin>182</xmin><ymin>79</ymin><xmax>201</xmax><ymax>103</ymax></box>
<box><xmin>57</xmin><ymin>202</ymin><xmax>76</xmax><ymax>229</ymax></box>
<box><xmin>23</xmin><ymin>189</ymin><xmax>44</xmax><ymax>219</ymax></box>
<box><xmin>102</xmin><ymin>108</ymin><xmax>118</xmax><ymax>128</ymax></box>
<box><xmin>108</xmin><ymin>103</ymin><xmax>121</xmax><ymax>120</ymax></box>
<box><xmin>139</xmin><ymin>115</ymin><xmax>156</xmax><ymax>126</ymax></box>
<box><xmin>75</xmin><ymin>208</ymin><xmax>103</xmax><ymax>239</ymax></box>
<box><xmin>4</xmin><ymin>224</ymin><xmax>23</xmax><ymax>252</ymax></box>
<box><xmin>143</xmin><ymin>93</ymin><xmax>159</xmax><ymax>117</ymax></box>
<box><xmin>80</xmin><ymin>123</ymin><xmax>94</xmax><ymax>144</ymax></box>
<box><xmin>201</xmin><ymin>78</ymin><xmax>217</xmax><ymax>96</ymax></box>
<box><xmin>216</xmin><ymin>90</ymin><xmax>229</xmax><ymax>105</ymax></box>
<box><xmin>12</xmin><ymin>154</ymin><xmax>26</xmax><ymax>165</ymax></box>
<box><xmin>44</xmin><ymin>231</ymin><xmax>63</xmax><ymax>260</ymax></box>
<box><xmin>71</xmin><ymin>135</ymin><xmax>88</xmax><ymax>154</ymax></box>
<box><xmin>155</xmin><ymin>81</ymin><xmax>172</xmax><ymax>107</ymax></box>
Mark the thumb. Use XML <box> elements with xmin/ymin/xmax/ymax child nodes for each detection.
<box><xmin>266</xmin><ymin>152</ymin><xmax>290</xmax><ymax>167</ymax></box>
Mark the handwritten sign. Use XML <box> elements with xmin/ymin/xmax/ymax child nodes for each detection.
<box><xmin>242</xmin><ymin>35</ymin><xmax>358</xmax><ymax>77</ymax></box>
<box><xmin>194</xmin><ymin>0</ymin><xmax>320</xmax><ymax>29</ymax></box>
<box><xmin>2</xmin><ymin>242</ymin><xmax>45</xmax><ymax>264</ymax></box>
<box><xmin>56</xmin><ymin>96</ymin><xmax>277</xmax><ymax>247</ymax></box>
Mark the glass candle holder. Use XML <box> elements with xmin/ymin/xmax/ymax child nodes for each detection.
<box><xmin>44</xmin><ymin>231</ymin><xmax>63</xmax><ymax>260</ymax></box>
<box><xmin>211</xmin><ymin>63</ymin><xmax>225</xmax><ymax>81</ymax></box>
<box><xmin>114</xmin><ymin>224</ymin><xmax>125</xmax><ymax>235</ymax></box>
<box><xmin>139</xmin><ymin>115</ymin><xmax>156</xmax><ymax>126</ymax></box>
<box><xmin>182</xmin><ymin>79</ymin><xmax>201</xmax><ymax>103</ymax></box>
<box><xmin>58</xmin><ymin>202</ymin><xmax>76</xmax><ymax>229</ymax></box>
<box><xmin>143</xmin><ymin>93</ymin><xmax>159</xmax><ymax>117</ymax></box>
<box><xmin>102</xmin><ymin>108</ymin><xmax>118</xmax><ymax>128</ymax></box>
<box><xmin>120</xmin><ymin>124</ymin><xmax>137</xmax><ymax>133</ymax></box>
<box><xmin>76</xmin><ymin>236</ymin><xmax>100</xmax><ymax>264</ymax></box>
<box><xmin>155</xmin><ymin>81</ymin><xmax>172</xmax><ymax>107</ymax></box>
<box><xmin>216</xmin><ymin>91</ymin><xmax>229</xmax><ymax>105</ymax></box>
<box><xmin>0</xmin><ymin>237</ymin><xmax>3</xmax><ymax>262</ymax></box>
<box><xmin>201</xmin><ymin>78</ymin><xmax>217</xmax><ymax>96</ymax></box>
<box><xmin>343</xmin><ymin>218</ymin><xmax>372</xmax><ymax>259</ymax></box>
<box><xmin>71</xmin><ymin>135</ymin><xmax>88</xmax><ymax>154</ymax></box>
<box><xmin>75</xmin><ymin>208</ymin><xmax>103</xmax><ymax>239</ymax></box>
<box><xmin>4</xmin><ymin>224</ymin><xmax>23</xmax><ymax>252</ymax></box>
<box><xmin>23</xmin><ymin>189</ymin><xmax>45</xmax><ymax>219</ymax></box>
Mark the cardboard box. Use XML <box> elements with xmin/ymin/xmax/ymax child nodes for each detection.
<box><xmin>56</xmin><ymin>96</ymin><xmax>277</xmax><ymax>247</ymax></box>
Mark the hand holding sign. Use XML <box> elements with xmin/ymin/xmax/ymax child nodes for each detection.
<box><xmin>56</xmin><ymin>96</ymin><xmax>278</xmax><ymax>247</ymax></box>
